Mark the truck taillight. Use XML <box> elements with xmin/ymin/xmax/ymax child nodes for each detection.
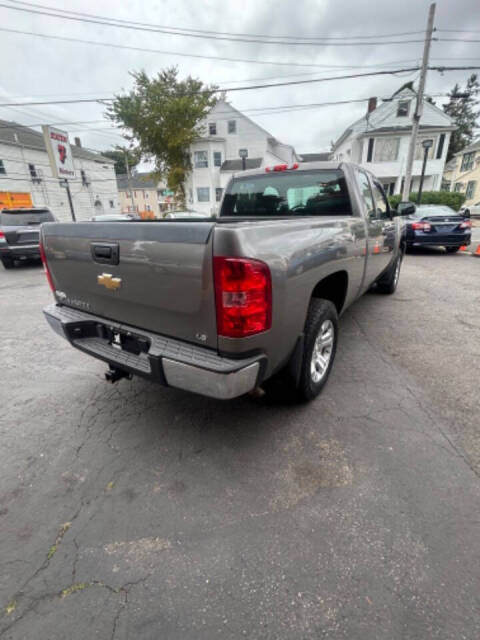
<box><xmin>265</xmin><ymin>163</ymin><xmax>299</xmax><ymax>172</ymax></box>
<box><xmin>213</xmin><ymin>257</ymin><xmax>272</xmax><ymax>338</ymax></box>
<box><xmin>39</xmin><ymin>238</ymin><xmax>55</xmax><ymax>292</ymax></box>
<box><xmin>459</xmin><ymin>220</ymin><xmax>472</xmax><ymax>229</ymax></box>
<box><xmin>0</xmin><ymin>231</ymin><xmax>5</xmax><ymax>239</ymax></box>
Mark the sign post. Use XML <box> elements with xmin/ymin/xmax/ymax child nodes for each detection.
<box><xmin>239</xmin><ymin>148</ymin><xmax>248</xmax><ymax>171</ymax></box>
<box><xmin>42</xmin><ymin>126</ymin><xmax>77</xmax><ymax>221</ymax></box>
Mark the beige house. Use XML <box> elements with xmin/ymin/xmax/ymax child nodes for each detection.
<box><xmin>442</xmin><ymin>139</ymin><xmax>480</xmax><ymax>207</ymax></box>
<box><xmin>117</xmin><ymin>173</ymin><xmax>159</xmax><ymax>217</ymax></box>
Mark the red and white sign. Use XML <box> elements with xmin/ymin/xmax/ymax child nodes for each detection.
<box><xmin>42</xmin><ymin>126</ymin><xmax>76</xmax><ymax>179</ymax></box>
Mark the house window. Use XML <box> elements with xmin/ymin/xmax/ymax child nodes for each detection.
<box><xmin>197</xmin><ymin>187</ymin><xmax>210</xmax><ymax>202</ymax></box>
<box><xmin>80</xmin><ymin>169</ymin><xmax>89</xmax><ymax>186</ymax></box>
<box><xmin>209</xmin><ymin>122</ymin><xmax>217</xmax><ymax>136</ymax></box>
<box><xmin>188</xmin><ymin>188</ymin><xmax>193</xmax><ymax>204</ymax></box>
<box><xmin>194</xmin><ymin>150</ymin><xmax>208</xmax><ymax>168</ymax></box>
<box><xmin>454</xmin><ymin>182</ymin><xmax>464</xmax><ymax>193</ymax></box>
<box><xmin>145</xmin><ymin>192</ymin><xmax>149</xmax><ymax>198</ymax></box>
<box><xmin>441</xmin><ymin>180</ymin><xmax>451</xmax><ymax>192</ymax></box>
<box><xmin>0</xmin><ymin>159</ymin><xmax>5</xmax><ymax>174</ymax></box>
<box><xmin>213</xmin><ymin>151</ymin><xmax>222</xmax><ymax>167</ymax></box>
<box><xmin>146</xmin><ymin>204</ymin><xmax>151</xmax><ymax>211</ymax></box>
<box><xmin>29</xmin><ymin>163</ymin><xmax>41</xmax><ymax>182</ymax></box>
<box><xmin>109</xmin><ymin>200</ymin><xmax>114</xmax><ymax>208</ymax></box>
<box><xmin>466</xmin><ymin>180</ymin><xmax>476</xmax><ymax>200</ymax></box>
<box><xmin>436</xmin><ymin>133</ymin><xmax>445</xmax><ymax>159</ymax></box>
<box><xmin>228</xmin><ymin>120</ymin><xmax>237</xmax><ymax>134</ymax></box>
<box><xmin>134</xmin><ymin>191</ymin><xmax>137</xmax><ymax>197</ymax></box>
<box><xmin>461</xmin><ymin>152</ymin><xmax>475</xmax><ymax>172</ymax></box>
<box><xmin>374</xmin><ymin>137</ymin><xmax>400</xmax><ymax>162</ymax></box>
<box><xmin>366</xmin><ymin>138</ymin><xmax>374</xmax><ymax>163</ymax></box>
<box><xmin>215</xmin><ymin>187</ymin><xmax>223</xmax><ymax>202</ymax></box>
<box><xmin>397</xmin><ymin>100</ymin><xmax>410</xmax><ymax>117</ymax></box>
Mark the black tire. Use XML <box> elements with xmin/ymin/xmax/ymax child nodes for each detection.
<box><xmin>445</xmin><ymin>246</ymin><xmax>460</xmax><ymax>253</ymax></box>
<box><xmin>376</xmin><ymin>253</ymin><xmax>401</xmax><ymax>294</ymax></box>
<box><xmin>1</xmin><ymin>257</ymin><xmax>14</xmax><ymax>270</ymax></box>
<box><xmin>294</xmin><ymin>299</ymin><xmax>338</xmax><ymax>402</ymax></box>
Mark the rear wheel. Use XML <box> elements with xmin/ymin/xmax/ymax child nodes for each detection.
<box><xmin>376</xmin><ymin>253</ymin><xmax>402</xmax><ymax>294</ymax></box>
<box><xmin>294</xmin><ymin>299</ymin><xmax>338</xmax><ymax>402</ymax></box>
<box><xmin>1</xmin><ymin>257</ymin><xmax>14</xmax><ymax>270</ymax></box>
<box><xmin>445</xmin><ymin>246</ymin><xmax>460</xmax><ymax>253</ymax></box>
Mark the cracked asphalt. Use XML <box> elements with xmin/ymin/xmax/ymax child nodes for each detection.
<box><xmin>1</xmin><ymin>251</ymin><xmax>479</xmax><ymax>639</ymax></box>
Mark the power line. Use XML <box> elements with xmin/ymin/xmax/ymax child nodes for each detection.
<box><xmin>3</xmin><ymin>1</ymin><xmax>426</xmax><ymax>45</ymax></box>
<box><xmin>437</xmin><ymin>28</ymin><xmax>480</xmax><ymax>34</ymax></box>
<box><xmin>0</xmin><ymin>67</ymin><xmax>427</xmax><ymax>108</ymax></box>
<box><xmin>0</xmin><ymin>26</ymin><xmax>425</xmax><ymax>70</ymax></box>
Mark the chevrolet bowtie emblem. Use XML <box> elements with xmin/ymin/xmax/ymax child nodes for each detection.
<box><xmin>97</xmin><ymin>273</ymin><xmax>122</xmax><ymax>290</ymax></box>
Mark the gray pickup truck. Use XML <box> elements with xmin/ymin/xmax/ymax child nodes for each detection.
<box><xmin>41</xmin><ymin>162</ymin><xmax>408</xmax><ymax>401</ymax></box>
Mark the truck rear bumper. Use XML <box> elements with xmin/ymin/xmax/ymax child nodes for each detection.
<box><xmin>43</xmin><ymin>304</ymin><xmax>264</xmax><ymax>399</ymax></box>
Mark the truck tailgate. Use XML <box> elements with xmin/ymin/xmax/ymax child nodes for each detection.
<box><xmin>41</xmin><ymin>221</ymin><xmax>218</xmax><ymax>349</ymax></box>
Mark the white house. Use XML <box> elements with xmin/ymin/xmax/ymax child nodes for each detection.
<box><xmin>331</xmin><ymin>86</ymin><xmax>455</xmax><ymax>196</ymax></box>
<box><xmin>0</xmin><ymin>120</ymin><xmax>119</xmax><ymax>221</ymax></box>
<box><xmin>185</xmin><ymin>101</ymin><xmax>298</xmax><ymax>215</ymax></box>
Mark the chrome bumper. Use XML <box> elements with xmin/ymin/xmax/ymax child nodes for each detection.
<box><xmin>43</xmin><ymin>304</ymin><xmax>264</xmax><ymax>400</ymax></box>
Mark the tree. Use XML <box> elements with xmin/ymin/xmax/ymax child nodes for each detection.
<box><xmin>443</xmin><ymin>74</ymin><xmax>480</xmax><ymax>161</ymax></box>
<box><xmin>101</xmin><ymin>148</ymin><xmax>141</xmax><ymax>175</ymax></box>
<box><xmin>107</xmin><ymin>68</ymin><xmax>219</xmax><ymax>200</ymax></box>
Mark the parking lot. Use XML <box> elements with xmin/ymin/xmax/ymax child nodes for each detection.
<box><xmin>1</xmin><ymin>250</ymin><xmax>479</xmax><ymax>639</ymax></box>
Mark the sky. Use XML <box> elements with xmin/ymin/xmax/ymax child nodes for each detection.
<box><xmin>1</xmin><ymin>0</ymin><xmax>479</xmax><ymax>158</ymax></box>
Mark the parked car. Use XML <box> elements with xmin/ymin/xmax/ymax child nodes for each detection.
<box><xmin>164</xmin><ymin>210</ymin><xmax>208</xmax><ymax>219</ymax></box>
<box><xmin>41</xmin><ymin>161</ymin><xmax>407</xmax><ymax>401</ymax></box>
<box><xmin>461</xmin><ymin>202</ymin><xmax>480</xmax><ymax>218</ymax></box>
<box><xmin>405</xmin><ymin>204</ymin><xmax>471</xmax><ymax>252</ymax></box>
<box><xmin>0</xmin><ymin>207</ymin><xmax>57</xmax><ymax>269</ymax></box>
<box><xmin>90</xmin><ymin>214</ymin><xmax>136</xmax><ymax>222</ymax></box>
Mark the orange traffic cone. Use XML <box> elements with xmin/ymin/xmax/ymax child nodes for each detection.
<box><xmin>474</xmin><ymin>244</ymin><xmax>480</xmax><ymax>257</ymax></box>
<box><xmin>459</xmin><ymin>245</ymin><xmax>468</xmax><ymax>252</ymax></box>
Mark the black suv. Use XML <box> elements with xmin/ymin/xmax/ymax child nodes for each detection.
<box><xmin>0</xmin><ymin>207</ymin><xmax>57</xmax><ymax>269</ymax></box>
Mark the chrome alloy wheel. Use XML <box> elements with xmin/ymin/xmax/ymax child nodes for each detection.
<box><xmin>310</xmin><ymin>319</ymin><xmax>335</xmax><ymax>383</ymax></box>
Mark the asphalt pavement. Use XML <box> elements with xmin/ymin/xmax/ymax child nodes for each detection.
<box><xmin>1</xmin><ymin>252</ymin><xmax>479</xmax><ymax>639</ymax></box>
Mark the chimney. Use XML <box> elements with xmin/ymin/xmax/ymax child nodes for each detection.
<box><xmin>367</xmin><ymin>97</ymin><xmax>377</xmax><ymax>114</ymax></box>
<box><xmin>74</xmin><ymin>136</ymin><xmax>82</xmax><ymax>147</ymax></box>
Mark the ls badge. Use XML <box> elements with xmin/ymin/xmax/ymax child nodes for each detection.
<box><xmin>97</xmin><ymin>273</ymin><xmax>122</xmax><ymax>290</ymax></box>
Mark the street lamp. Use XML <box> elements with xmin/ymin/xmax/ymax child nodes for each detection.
<box><xmin>417</xmin><ymin>138</ymin><xmax>434</xmax><ymax>203</ymax></box>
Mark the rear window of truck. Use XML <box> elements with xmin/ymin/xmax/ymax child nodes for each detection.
<box><xmin>0</xmin><ymin>210</ymin><xmax>55</xmax><ymax>226</ymax></box>
<box><xmin>220</xmin><ymin>169</ymin><xmax>352</xmax><ymax>217</ymax></box>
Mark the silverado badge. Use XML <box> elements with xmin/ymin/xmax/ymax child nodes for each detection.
<box><xmin>97</xmin><ymin>273</ymin><xmax>122</xmax><ymax>290</ymax></box>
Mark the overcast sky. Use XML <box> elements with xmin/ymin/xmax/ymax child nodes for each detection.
<box><xmin>1</xmin><ymin>0</ymin><xmax>479</xmax><ymax>157</ymax></box>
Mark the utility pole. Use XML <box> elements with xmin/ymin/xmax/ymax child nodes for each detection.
<box><xmin>124</xmin><ymin>151</ymin><xmax>135</xmax><ymax>213</ymax></box>
<box><xmin>401</xmin><ymin>2</ymin><xmax>436</xmax><ymax>202</ymax></box>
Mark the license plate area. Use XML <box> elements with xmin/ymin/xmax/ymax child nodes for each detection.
<box><xmin>68</xmin><ymin>322</ymin><xmax>150</xmax><ymax>355</ymax></box>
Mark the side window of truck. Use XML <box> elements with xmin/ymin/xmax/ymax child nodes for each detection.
<box><xmin>370</xmin><ymin>180</ymin><xmax>390</xmax><ymax>220</ymax></box>
<box><xmin>354</xmin><ymin>169</ymin><xmax>375</xmax><ymax>219</ymax></box>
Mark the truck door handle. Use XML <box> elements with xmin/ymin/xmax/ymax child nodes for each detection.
<box><xmin>91</xmin><ymin>243</ymin><xmax>119</xmax><ymax>265</ymax></box>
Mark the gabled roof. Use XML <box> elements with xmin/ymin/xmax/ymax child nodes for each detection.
<box><xmin>116</xmin><ymin>172</ymin><xmax>157</xmax><ymax>190</ymax></box>
<box><xmin>455</xmin><ymin>138</ymin><xmax>480</xmax><ymax>155</ymax></box>
<box><xmin>220</xmin><ymin>158</ymin><xmax>263</xmax><ymax>171</ymax></box>
<box><xmin>0</xmin><ymin>120</ymin><xmax>114</xmax><ymax>163</ymax></box>
<box><xmin>332</xmin><ymin>86</ymin><xmax>455</xmax><ymax>150</ymax></box>
<box><xmin>299</xmin><ymin>152</ymin><xmax>331</xmax><ymax>162</ymax></box>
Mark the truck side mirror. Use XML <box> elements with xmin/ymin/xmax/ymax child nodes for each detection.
<box><xmin>395</xmin><ymin>202</ymin><xmax>416</xmax><ymax>216</ymax></box>
<box><xmin>462</xmin><ymin>208</ymin><xmax>471</xmax><ymax>219</ymax></box>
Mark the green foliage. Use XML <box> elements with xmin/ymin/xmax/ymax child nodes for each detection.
<box><xmin>107</xmin><ymin>68</ymin><xmax>219</xmax><ymax>201</ymax></box>
<box><xmin>101</xmin><ymin>149</ymin><xmax>141</xmax><ymax>175</ymax></box>
<box><xmin>389</xmin><ymin>191</ymin><xmax>466</xmax><ymax>211</ymax></box>
<box><xmin>443</xmin><ymin>74</ymin><xmax>480</xmax><ymax>161</ymax></box>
